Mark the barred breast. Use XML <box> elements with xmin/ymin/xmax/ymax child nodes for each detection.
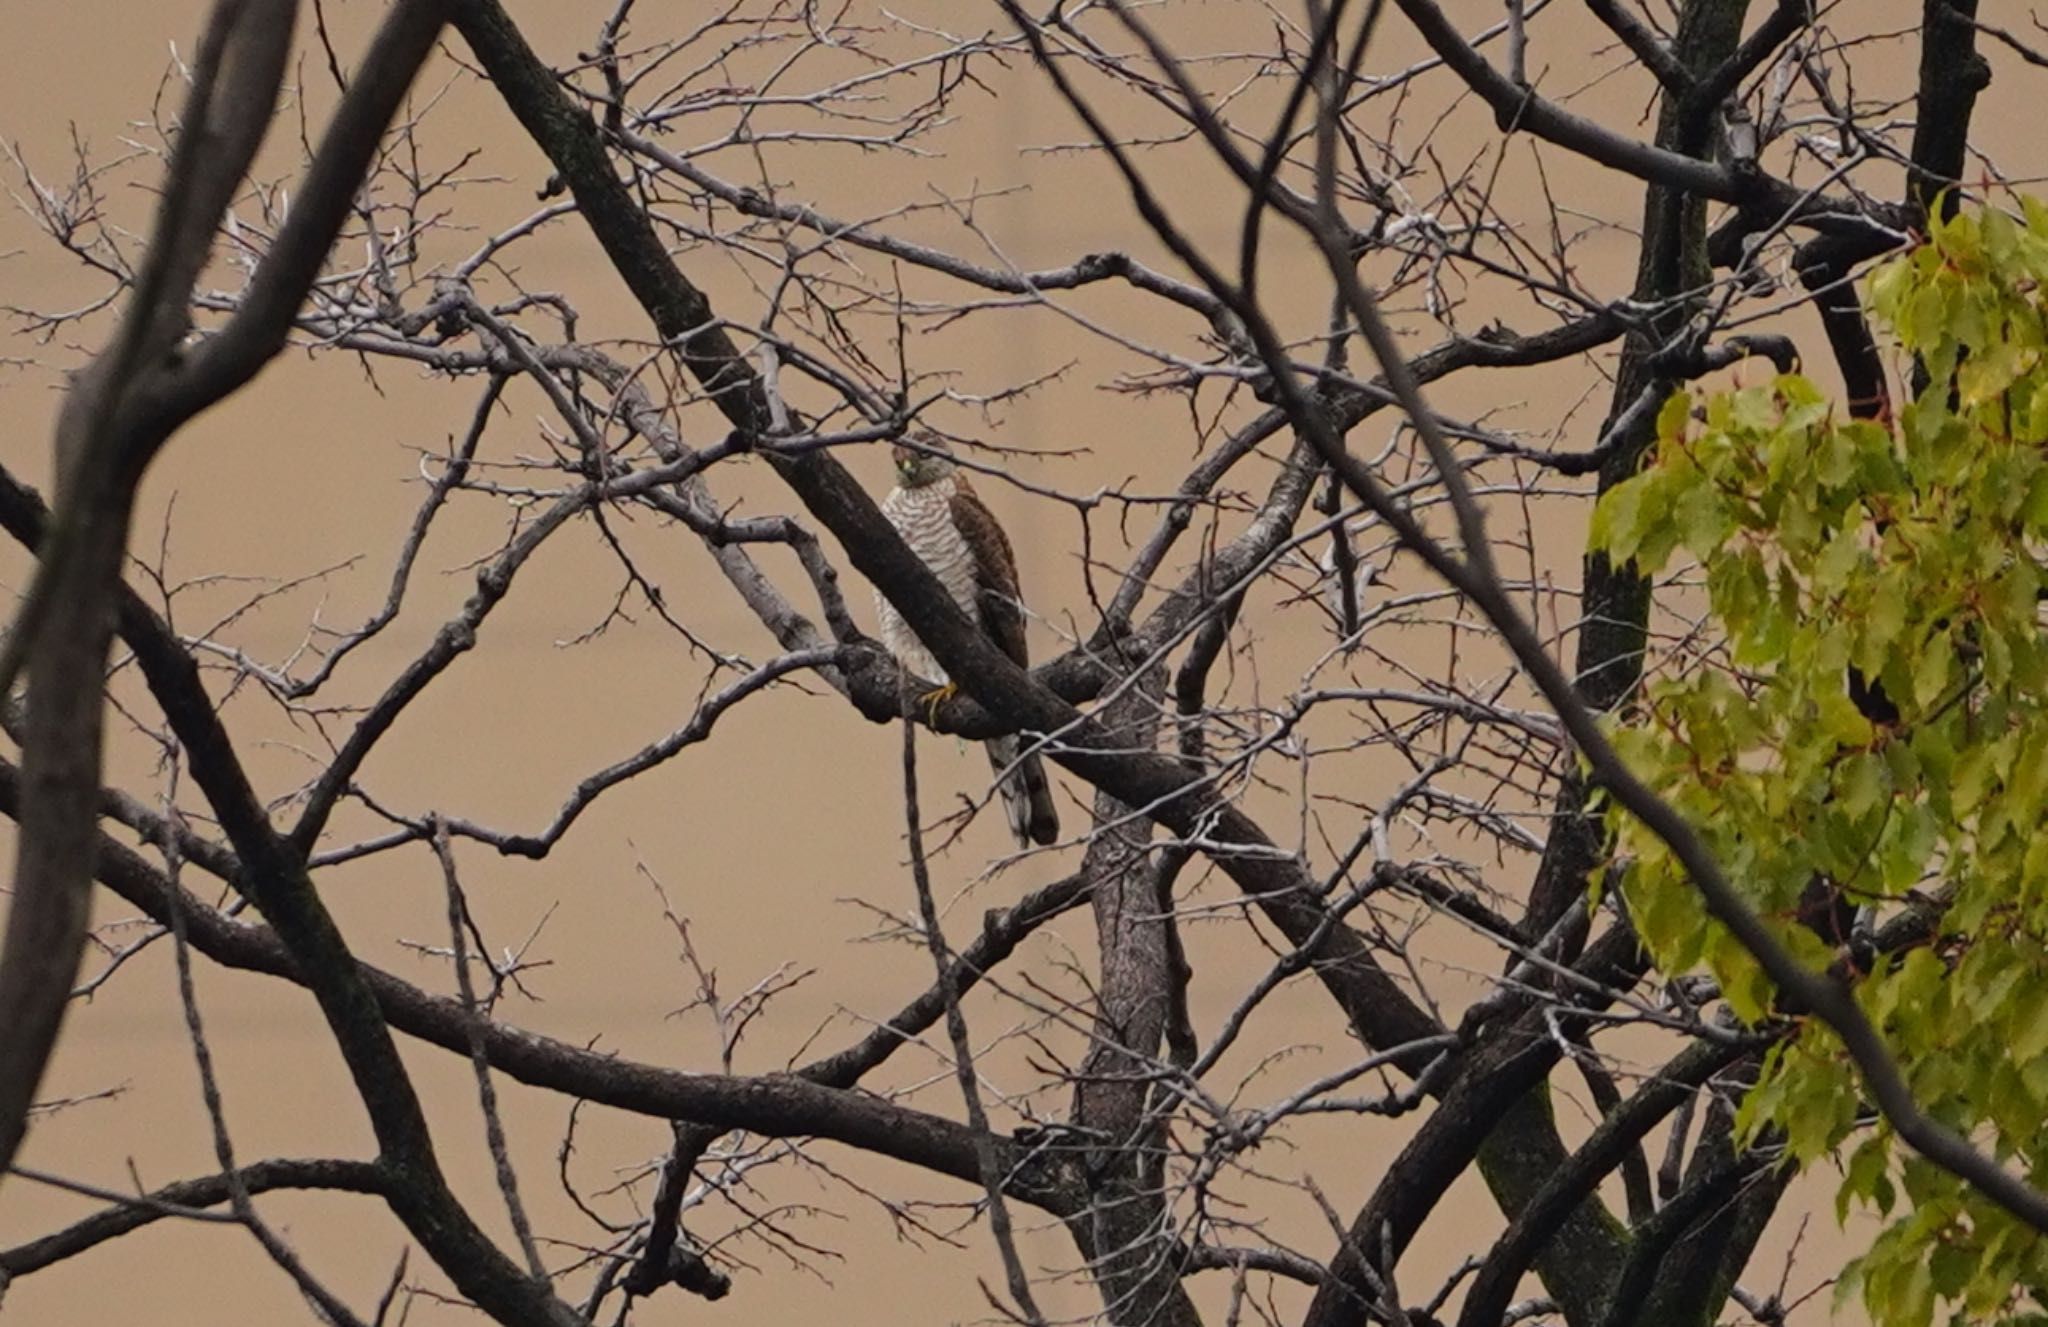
<box><xmin>876</xmin><ymin>476</ymin><xmax>981</xmax><ymax>684</ymax></box>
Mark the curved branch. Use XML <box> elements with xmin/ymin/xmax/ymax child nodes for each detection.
<box><xmin>1582</xmin><ymin>0</ymin><xmax>1689</xmax><ymax>93</ymax></box>
<box><xmin>0</xmin><ymin>1158</ymin><xmax>389</xmax><ymax>1279</ymax></box>
<box><xmin>1594</xmin><ymin>1145</ymin><xmax>1782</xmax><ymax>1327</ymax></box>
<box><xmin>285</xmin><ymin>447</ymin><xmax>738</xmax><ymax>854</ymax></box>
<box><xmin>1455</xmin><ymin>1036</ymin><xmax>1763</xmax><ymax>1327</ymax></box>
<box><xmin>619</xmin><ymin>133</ymin><xmax>1224</xmax><ymax>318</ymax></box>
<box><xmin>1794</xmin><ymin>235</ymin><xmax>1892</xmax><ymax>420</ymax></box>
<box><xmin>0</xmin><ymin>0</ymin><xmax>298</xmax><ymax>1185</ymax></box>
<box><xmin>0</xmin><ymin>770</ymin><xmax>1086</xmax><ymax>1220</ymax></box>
<box><xmin>628</xmin><ymin>867</ymin><xmax>1098</xmax><ymax>1297</ymax></box>
<box><xmin>1299</xmin><ymin>927</ymin><xmax>1648</xmax><ymax>1327</ymax></box>
<box><xmin>158</xmin><ymin>0</ymin><xmax>456</xmax><ymax>428</ymax></box>
<box><xmin>1683</xmin><ymin>0</ymin><xmax>1810</xmax><ymax>123</ymax></box>
<box><xmin>1387</xmin><ymin>0</ymin><xmax>1888</xmax><ymax>243</ymax></box>
<box><xmin>430</xmin><ymin>647</ymin><xmax>842</xmax><ymax>859</ymax></box>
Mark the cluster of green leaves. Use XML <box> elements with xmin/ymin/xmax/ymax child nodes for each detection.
<box><xmin>1591</xmin><ymin>199</ymin><xmax>2048</xmax><ymax>1326</ymax></box>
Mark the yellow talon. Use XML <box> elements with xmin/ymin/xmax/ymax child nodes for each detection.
<box><xmin>921</xmin><ymin>681</ymin><xmax>959</xmax><ymax>725</ymax></box>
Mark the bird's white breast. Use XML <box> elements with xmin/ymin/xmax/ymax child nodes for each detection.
<box><xmin>876</xmin><ymin>477</ymin><xmax>980</xmax><ymax>684</ymax></box>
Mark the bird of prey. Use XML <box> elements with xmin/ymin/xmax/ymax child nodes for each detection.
<box><xmin>875</xmin><ymin>435</ymin><xmax>1060</xmax><ymax>847</ymax></box>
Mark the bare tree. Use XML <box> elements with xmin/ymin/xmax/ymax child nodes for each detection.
<box><xmin>0</xmin><ymin>2</ymin><xmax>2033</xmax><ymax>1325</ymax></box>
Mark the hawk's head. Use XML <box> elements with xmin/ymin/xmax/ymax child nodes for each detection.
<box><xmin>892</xmin><ymin>434</ymin><xmax>957</xmax><ymax>488</ymax></box>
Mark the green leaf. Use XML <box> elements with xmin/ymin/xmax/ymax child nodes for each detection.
<box><xmin>2010</xmin><ymin>986</ymin><xmax>2048</xmax><ymax>1063</ymax></box>
<box><xmin>1597</xmin><ymin>198</ymin><xmax>2048</xmax><ymax>1325</ymax></box>
<box><xmin>1841</xmin><ymin>751</ymin><xmax>1890</xmax><ymax>820</ymax></box>
<box><xmin>1913</xmin><ymin>631</ymin><xmax>1953</xmax><ymax>709</ymax></box>
<box><xmin>1674</xmin><ymin>480</ymin><xmax>1730</xmax><ymax>559</ymax></box>
<box><xmin>1655</xmin><ymin>388</ymin><xmax>1692</xmax><ymax>443</ymax></box>
<box><xmin>1858</xmin><ymin>580</ymin><xmax>1910</xmax><ymax>677</ymax></box>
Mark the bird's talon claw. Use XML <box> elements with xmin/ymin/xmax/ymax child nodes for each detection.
<box><xmin>921</xmin><ymin>682</ymin><xmax>958</xmax><ymax>726</ymax></box>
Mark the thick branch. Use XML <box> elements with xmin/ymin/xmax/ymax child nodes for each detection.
<box><xmin>0</xmin><ymin>0</ymin><xmax>298</xmax><ymax>1184</ymax></box>
<box><xmin>1594</xmin><ymin>1146</ymin><xmax>1781</xmax><ymax>1327</ymax></box>
<box><xmin>1582</xmin><ymin>0</ymin><xmax>1689</xmax><ymax>92</ymax></box>
<box><xmin>1907</xmin><ymin>0</ymin><xmax>1990</xmax><ymax>217</ymax></box>
<box><xmin>1300</xmin><ymin>927</ymin><xmax>1648</xmax><ymax>1327</ymax></box>
<box><xmin>1387</xmin><ymin>0</ymin><xmax>1880</xmax><ymax>244</ymax></box>
<box><xmin>1455</xmin><ymin>1036</ymin><xmax>1763</xmax><ymax>1327</ymax></box>
<box><xmin>1063</xmin><ymin>673</ymin><xmax>1201</xmax><ymax>1327</ymax></box>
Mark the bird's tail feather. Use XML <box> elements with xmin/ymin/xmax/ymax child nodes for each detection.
<box><xmin>987</xmin><ymin>735</ymin><xmax>1059</xmax><ymax>847</ymax></box>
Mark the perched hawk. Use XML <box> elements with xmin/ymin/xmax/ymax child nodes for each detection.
<box><xmin>876</xmin><ymin>436</ymin><xmax>1060</xmax><ymax>847</ymax></box>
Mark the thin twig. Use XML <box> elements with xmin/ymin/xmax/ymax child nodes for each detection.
<box><xmin>429</xmin><ymin>816</ymin><xmax>549</xmax><ymax>1282</ymax></box>
<box><xmin>900</xmin><ymin>713</ymin><xmax>1049</xmax><ymax>1327</ymax></box>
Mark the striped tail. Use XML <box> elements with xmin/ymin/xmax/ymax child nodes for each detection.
<box><xmin>987</xmin><ymin>734</ymin><xmax>1059</xmax><ymax>847</ymax></box>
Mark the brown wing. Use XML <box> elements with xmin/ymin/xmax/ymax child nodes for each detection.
<box><xmin>948</xmin><ymin>476</ymin><xmax>1029</xmax><ymax>668</ymax></box>
<box><xmin>952</xmin><ymin>476</ymin><xmax>1060</xmax><ymax>845</ymax></box>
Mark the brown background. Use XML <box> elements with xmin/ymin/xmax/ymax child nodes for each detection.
<box><xmin>0</xmin><ymin>2</ymin><xmax>1999</xmax><ymax>1322</ymax></box>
